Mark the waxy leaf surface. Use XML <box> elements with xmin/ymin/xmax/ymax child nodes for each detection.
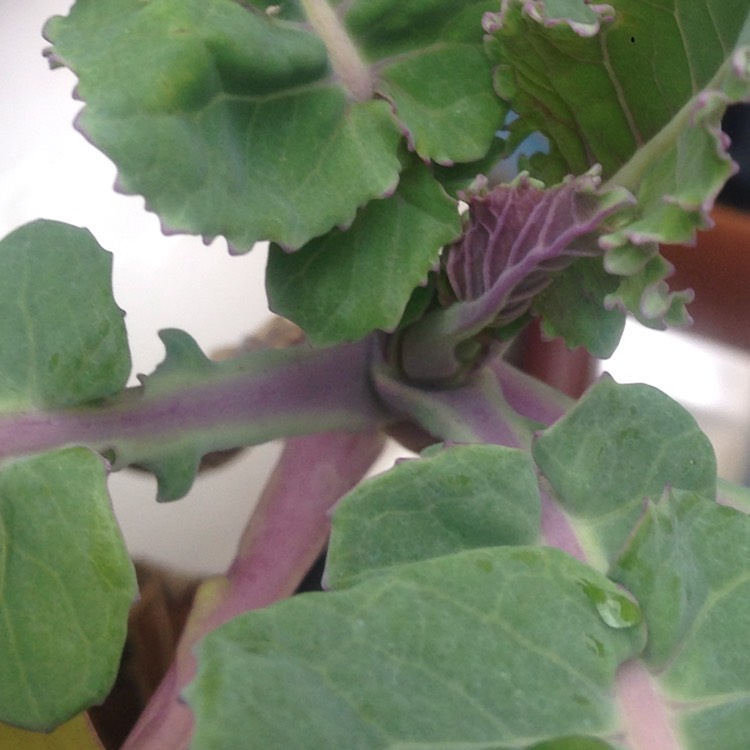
<box><xmin>0</xmin><ymin>448</ymin><xmax>136</xmax><ymax>730</ymax></box>
<box><xmin>486</xmin><ymin>0</ymin><xmax>750</xmax><ymax>331</ymax></box>
<box><xmin>187</xmin><ymin>547</ymin><xmax>643</xmax><ymax>749</ymax></box>
<box><xmin>532</xmin><ymin>376</ymin><xmax>716</xmax><ymax>565</ymax></box>
<box><xmin>46</xmin><ymin>0</ymin><xmax>502</xmax><ymax>253</ymax></box>
<box><xmin>0</xmin><ymin>221</ymin><xmax>130</xmax><ymax>412</ymax></box>
<box><xmin>326</xmin><ymin>444</ymin><xmax>540</xmax><ymax>588</ymax></box>
<box><xmin>611</xmin><ymin>490</ymin><xmax>750</xmax><ymax>750</ymax></box>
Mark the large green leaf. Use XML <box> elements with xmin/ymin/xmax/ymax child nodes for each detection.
<box><xmin>45</xmin><ymin>0</ymin><xmax>402</xmax><ymax>252</ymax></box>
<box><xmin>0</xmin><ymin>448</ymin><xmax>136</xmax><ymax>730</ymax></box>
<box><xmin>326</xmin><ymin>443</ymin><xmax>540</xmax><ymax>588</ymax></box>
<box><xmin>486</xmin><ymin>1</ymin><xmax>750</xmax><ymax>330</ymax></box>
<box><xmin>266</xmin><ymin>163</ymin><xmax>461</xmax><ymax>344</ymax></box>
<box><xmin>611</xmin><ymin>490</ymin><xmax>750</xmax><ymax>750</ymax></box>
<box><xmin>532</xmin><ymin>376</ymin><xmax>716</xmax><ymax>565</ymax></box>
<box><xmin>486</xmin><ymin>0</ymin><xmax>750</xmax><ymax>181</ymax></box>
<box><xmin>46</xmin><ymin>0</ymin><xmax>502</xmax><ymax>253</ymax></box>
<box><xmin>0</xmin><ymin>221</ymin><xmax>130</xmax><ymax>412</ymax></box>
<box><xmin>187</xmin><ymin>547</ymin><xmax>644</xmax><ymax>750</ymax></box>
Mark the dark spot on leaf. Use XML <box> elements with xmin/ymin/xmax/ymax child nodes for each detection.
<box><xmin>631</xmin><ymin>36</ymin><xmax>636</xmax><ymax>43</ymax></box>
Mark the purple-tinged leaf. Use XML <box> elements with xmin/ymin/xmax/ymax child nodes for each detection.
<box><xmin>485</xmin><ymin>0</ymin><xmax>750</xmax><ymax>331</ymax></box>
<box><xmin>445</xmin><ymin>169</ymin><xmax>631</xmax><ymax>330</ymax></box>
<box><xmin>398</xmin><ymin>169</ymin><xmax>633</xmax><ymax>382</ymax></box>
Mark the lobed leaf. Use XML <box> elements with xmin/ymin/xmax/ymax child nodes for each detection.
<box><xmin>46</xmin><ymin>0</ymin><xmax>503</xmax><ymax>254</ymax></box>
<box><xmin>325</xmin><ymin>443</ymin><xmax>540</xmax><ymax>588</ymax></box>
<box><xmin>187</xmin><ymin>547</ymin><xmax>644</xmax><ymax>749</ymax></box>
<box><xmin>486</xmin><ymin>0</ymin><xmax>750</xmax><ymax>331</ymax></box>
<box><xmin>0</xmin><ymin>448</ymin><xmax>136</xmax><ymax>730</ymax></box>
<box><xmin>0</xmin><ymin>221</ymin><xmax>130</xmax><ymax>412</ymax></box>
<box><xmin>398</xmin><ymin>170</ymin><xmax>632</xmax><ymax>381</ymax></box>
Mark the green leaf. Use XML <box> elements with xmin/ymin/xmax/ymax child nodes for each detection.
<box><xmin>46</xmin><ymin>0</ymin><xmax>503</xmax><ymax>253</ymax></box>
<box><xmin>187</xmin><ymin>547</ymin><xmax>643</xmax><ymax>750</ymax></box>
<box><xmin>533</xmin><ymin>256</ymin><xmax>626</xmax><ymax>358</ymax></box>
<box><xmin>46</xmin><ymin>0</ymin><xmax>403</xmax><ymax>251</ymax></box>
<box><xmin>611</xmin><ymin>490</ymin><xmax>750</xmax><ymax>750</ymax></box>
<box><xmin>0</xmin><ymin>221</ymin><xmax>130</xmax><ymax>411</ymax></box>
<box><xmin>347</xmin><ymin>0</ymin><xmax>506</xmax><ymax>164</ymax></box>
<box><xmin>326</xmin><ymin>444</ymin><xmax>540</xmax><ymax>588</ymax></box>
<box><xmin>532</xmin><ymin>376</ymin><xmax>716</xmax><ymax>563</ymax></box>
<box><xmin>0</xmin><ymin>448</ymin><xmax>136</xmax><ymax>730</ymax></box>
<box><xmin>486</xmin><ymin>0</ymin><xmax>749</xmax><ymax>179</ymax></box>
<box><xmin>486</xmin><ymin>1</ymin><xmax>750</xmax><ymax>329</ymax></box>
<box><xmin>717</xmin><ymin>477</ymin><xmax>750</xmax><ymax>513</ymax></box>
<box><xmin>266</xmin><ymin>163</ymin><xmax>460</xmax><ymax>344</ymax></box>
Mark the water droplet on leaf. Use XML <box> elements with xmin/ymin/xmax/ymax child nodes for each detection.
<box><xmin>579</xmin><ymin>580</ymin><xmax>641</xmax><ymax>629</ymax></box>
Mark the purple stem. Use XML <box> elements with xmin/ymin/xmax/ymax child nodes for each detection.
<box><xmin>374</xmin><ymin>354</ymin><xmax>588</xmax><ymax>562</ymax></box>
<box><xmin>122</xmin><ymin>430</ymin><xmax>386</xmax><ymax>750</ymax></box>
<box><xmin>488</xmin><ymin>357</ymin><xmax>572</xmax><ymax>425</ymax></box>
<box><xmin>614</xmin><ymin>660</ymin><xmax>682</xmax><ymax>750</ymax></box>
<box><xmin>0</xmin><ymin>337</ymin><xmax>383</xmax><ymax>468</ymax></box>
<box><xmin>373</xmin><ymin>361</ymin><xmax>532</xmax><ymax>448</ymax></box>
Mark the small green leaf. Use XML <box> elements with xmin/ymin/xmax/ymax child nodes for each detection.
<box><xmin>0</xmin><ymin>448</ymin><xmax>136</xmax><ymax>730</ymax></box>
<box><xmin>187</xmin><ymin>547</ymin><xmax>643</xmax><ymax>749</ymax></box>
<box><xmin>326</xmin><ymin>444</ymin><xmax>540</xmax><ymax>588</ymax></box>
<box><xmin>532</xmin><ymin>377</ymin><xmax>716</xmax><ymax>561</ymax></box>
<box><xmin>343</xmin><ymin>0</ymin><xmax>506</xmax><ymax>164</ymax></box>
<box><xmin>0</xmin><ymin>220</ymin><xmax>130</xmax><ymax>411</ymax></box>
<box><xmin>267</xmin><ymin>163</ymin><xmax>460</xmax><ymax>344</ymax></box>
<box><xmin>533</xmin><ymin>257</ymin><xmax>626</xmax><ymax>358</ymax></box>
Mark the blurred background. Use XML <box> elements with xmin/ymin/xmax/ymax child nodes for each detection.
<box><xmin>3</xmin><ymin>1</ymin><xmax>750</xmax><ymax>575</ymax></box>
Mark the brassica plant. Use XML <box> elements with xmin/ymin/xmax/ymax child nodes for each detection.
<box><xmin>2</xmin><ymin>1</ymin><xmax>750</xmax><ymax>748</ymax></box>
